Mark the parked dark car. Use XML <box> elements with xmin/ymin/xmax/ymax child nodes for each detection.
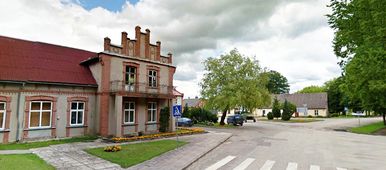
<box><xmin>177</xmin><ymin>117</ymin><xmax>193</xmax><ymax>127</ymax></box>
<box><xmin>227</xmin><ymin>114</ymin><xmax>244</xmax><ymax>126</ymax></box>
<box><xmin>245</xmin><ymin>115</ymin><xmax>256</xmax><ymax>122</ymax></box>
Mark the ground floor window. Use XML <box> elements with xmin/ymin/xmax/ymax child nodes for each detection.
<box><xmin>315</xmin><ymin>109</ymin><xmax>319</xmax><ymax>116</ymax></box>
<box><xmin>70</xmin><ymin>102</ymin><xmax>84</xmax><ymax>126</ymax></box>
<box><xmin>147</xmin><ymin>102</ymin><xmax>157</xmax><ymax>122</ymax></box>
<box><xmin>0</xmin><ymin>102</ymin><xmax>5</xmax><ymax>130</ymax></box>
<box><xmin>124</xmin><ymin>102</ymin><xmax>135</xmax><ymax>124</ymax></box>
<box><xmin>30</xmin><ymin>101</ymin><xmax>52</xmax><ymax>128</ymax></box>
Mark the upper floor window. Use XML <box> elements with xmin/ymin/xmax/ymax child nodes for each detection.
<box><xmin>0</xmin><ymin>102</ymin><xmax>5</xmax><ymax>130</ymax></box>
<box><xmin>147</xmin><ymin>102</ymin><xmax>157</xmax><ymax>122</ymax></box>
<box><xmin>124</xmin><ymin>102</ymin><xmax>135</xmax><ymax>124</ymax></box>
<box><xmin>148</xmin><ymin>70</ymin><xmax>157</xmax><ymax>87</ymax></box>
<box><xmin>30</xmin><ymin>101</ymin><xmax>52</xmax><ymax>128</ymax></box>
<box><xmin>71</xmin><ymin>102</ymin><xmax>84</xmax><ymax>126</ymax></box>
<box><xmin>125</xmin><ymin>66</ymin><xmax>136</xmax><ymax>85</ymax></box>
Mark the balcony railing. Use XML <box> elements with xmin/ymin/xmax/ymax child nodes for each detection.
<box><xmin>110</xmin><ymin>80</ymin><xmax>174</xmax><ymax>96</ymax></box>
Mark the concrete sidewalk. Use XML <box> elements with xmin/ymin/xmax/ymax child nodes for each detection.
<box><xmin>2</xmin><ymin>131</ymin><xmax>231</xmax><ymax>170</ymax></box>
<box><xmin>128</xmin><ymin>131</ymin><xmax>232</xmax><ymax>170</ymax></box>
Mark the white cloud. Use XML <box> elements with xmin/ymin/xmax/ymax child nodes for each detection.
<box><xmin>0</xmin><ymin>0</ymin><xmax>341</xmax><ymax>97</ymax></box>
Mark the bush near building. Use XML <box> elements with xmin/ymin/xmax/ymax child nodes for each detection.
<box><xmin>159</xmin><ymin>107</ymin><xmax>170</xmax><ymax>132</ymax></box>
<box><xmin>186</xmin><ymin>107</ymin><xmax>218</xmax><ymax>123</ymax></box>
<box><xmin>267</xmin><ymin>112</ymin><xmax>274</xmax><ymax>120</ymax></box>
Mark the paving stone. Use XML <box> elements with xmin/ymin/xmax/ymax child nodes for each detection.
<box><xmin>4</xmin><ymin>131</ymin><xmax>231</xmax><ymax>170</ymax></box>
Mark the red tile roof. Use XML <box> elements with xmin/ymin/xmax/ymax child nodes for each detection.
<box><xmin>173</xmin><ymin>88</ymin><xmax>183</xmax><ymax>96</ymax></box>
<box><xmin>0</xmin><ymin>36</ymin><xmax>97</xmax><ymax>86</ymax></box>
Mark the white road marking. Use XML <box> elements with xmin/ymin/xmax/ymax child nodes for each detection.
<box><xmin>310</xmin><ymin>165</ymin><xmax>320</xmax><ymax>170</ymax></box>
<box><xmin>286</xmin><ymin>162</ymin><xmax>298</xmax><ymax>170</ymax></box>
<box><xmin>260</xmin><ymin>160</ymin><xmax>275</xmax><ymax>170</ymax></box>
<box><xmin>336</xmin><ymin>168</ymin><xmax>347</xmax><ymax>170</ymax></box>
<box><xmin>205</xmin><ymin>155</ymin><xmax>236</xmax><ymax>170</ymax></box>
<box><xmin>233</xmin><ymin>158</ymin><xmax>255</xmax><ymax>170</ymax></box>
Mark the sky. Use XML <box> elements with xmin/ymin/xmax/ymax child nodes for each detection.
<box><xmin>0</xmin><ymin>0</ymin><xmax>341</xmax><ymax>98</ymax></box>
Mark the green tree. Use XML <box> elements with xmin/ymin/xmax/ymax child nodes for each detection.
<box><xmin>200</xmin><ymin>49</ymin><xmax>271</xmax><ymax>125</ymax></box>
<box><xmin>296</xmin><ymin>85</ymin><xmax>326</xmax><ymax>93</ymax></box>
<box><xmin>266</xmin><ymin>70</ymin><xmax>290</xmax><ymax>94</ymax></box>
<box><xmin>182</xmin><ymin>103</ymin><xmax>190</xmax><ymax>118</ymax></box>
<box><xmin>272</xmin><ymin>97</ymin><xmax>281</xmax><ymax>119</ymax></box>
<box><xmin>159</xmin><ymin>107</ymin><xmax>170</xmax><ymax>132</ymax></box>
<box><xmin>324</xmin><ymin>77</ymin><xmax>345</xmax><ymax>114</ymax></box>
<box><xmin>281</xmin><ymin>100</ymin><xmax>292</xmax><ymax>121</ymax></box>
<box><xmin>327</xmin><ymin>0</ymin><xmax>386</xmax><ymax>124</ymax></box>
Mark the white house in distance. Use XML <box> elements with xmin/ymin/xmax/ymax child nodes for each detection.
<box><xmin>254</xmin><ymin>93</ymin><xmax>329</xmax><ymax>117</ymax></box>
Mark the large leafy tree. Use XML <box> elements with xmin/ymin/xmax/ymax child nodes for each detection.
<box><xmin>324</xmin><ymin>77</ymin><xmax>345</xmax><ymax>114</ymax></box>
<box><xmin>296</xmin><ymin>85</ymin><xmax>326</xmax><ymax>93</ymax></box>
<box><xmin>266</xmin><ymin>70</ymin><xmax>290</xmax><ymax>94</ymax></box>
<box><xmin>200</xmin><ymin>49</ymin><xmax>271</xmax><ymax>125</ymax></box>
<box><xmin>327</xmin><ymin>0</ymin><xmax>386</xmax><ymax>124</ymax></box>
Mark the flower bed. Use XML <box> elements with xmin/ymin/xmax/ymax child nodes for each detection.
<box><xmin>104</xmin><ymin>145</ymin><xmax>122</xmax><ymax>152</ymax></box>
<box><xmin>112</xmin><ymin>127</ymin><xmax>205</xmax><ymax>143</ymax></box>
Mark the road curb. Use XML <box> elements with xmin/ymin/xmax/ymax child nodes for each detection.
<box><xmin>0</xmin><ymin>150</ymin><xmax>32</xmax><ymax>155</ymax></box>
<box><xmin>182</xmin><ymin>132</ymin><xmax>232</xmax><ymax>170</ymax></box>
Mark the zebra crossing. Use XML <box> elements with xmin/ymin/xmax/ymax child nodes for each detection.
<box><xmin>204</xmin><ymin>156</ymin><xmax>348</xmax><ymax>170</ymax></box>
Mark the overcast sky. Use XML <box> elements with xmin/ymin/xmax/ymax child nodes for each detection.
<box><xmin>0</xmin><ymin>0</ymin><xmax>341</xmax><ymax>98</ymax></box>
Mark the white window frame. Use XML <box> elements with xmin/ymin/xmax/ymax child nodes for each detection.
<box><xmin>70</xmin><ymin>101</ymin><xmax>85</xmax><ymax>126</ymax></box>
<box><xmin>148</xmin><ymin>70</ymin><xmax>157</xmax><ymax>88</ymax></box>
<box><xmin>147</xmin><ymin>102</ymin><xmax>157</xmax><ymax>123</ymax></box>
<box><xmin>315</xmin><ymin>109</ymin><xmax>319</xmax><ymax>116</ymax></box>
<box><xmin>0</xmin><ymin>102</ymin><xmax>5</xmax><ymax>130</ymax></box>
<box><xmin>124</xmin><ymin>102</ymin><xmax>135</xmax><ymax>124</ymax></box>
<box><xmin>29</xmin><ymin>101</ymin><xmax>52</xmax><ymax>129</ymax></box>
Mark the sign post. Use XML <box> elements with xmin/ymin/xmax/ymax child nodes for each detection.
<box><xmin>172</xmin><ymin>105</ymin><xmax>182</xmax><ymax>149</ymax></box>
<box><xmin>352</xmin><ymin>111</ymin><xmax>365</xmax><ymax>126</ymax></box>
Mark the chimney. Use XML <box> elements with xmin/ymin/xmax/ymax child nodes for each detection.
<box><xmin>145</xmin><ymin>28</ymin><xmax>150</xmax><ymax>59</ymax></box>
<box><xmin>134</xmin><ymin>26</ymin><xmax>141</xmax><ymax>57</ymax></box>
<box><xmin>104</xmin><ymin>37</ymin><xmax>111</xmax><ymax>51</ymax></box>
<box><xmin>121</xmin><ymin>32</ymin><xmax>128</xmax><ymax>55</ymax></box>
<box><xmin>156</xmin><ymin>41</ymin><xmax>161</xmax><ymax>61</ymax></box>
<box><xmin>168</xmin><ymin>52</ymin><xmax>173</xmax><ymax>64</ymax></box>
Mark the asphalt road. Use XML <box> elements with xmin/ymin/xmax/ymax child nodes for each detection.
<box><xmin>186</xmin><ymin>117</ymin><xmax>385</xmax><ymax>170</ymax></box>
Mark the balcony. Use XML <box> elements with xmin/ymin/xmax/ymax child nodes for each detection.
<box><xmin>110</xmin><ymin>80</ymin><xmax>174</xmax><ymax>98</ymax></box>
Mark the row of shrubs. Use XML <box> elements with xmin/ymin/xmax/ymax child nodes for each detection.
<box><xmin>267</xmin><ymin>98</ymin><xmax>297</xmax><ymax>121</ymax></box>
<box><xmin>182</xmin><ymin>106</ymin><xmax>218</xmax><ymax>123</ymax></box>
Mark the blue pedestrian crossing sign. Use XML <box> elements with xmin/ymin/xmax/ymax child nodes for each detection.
<box><xmin>173</xmin><ymin>105</ymin><xmax>182</xmax><ymax>117</ymax></box>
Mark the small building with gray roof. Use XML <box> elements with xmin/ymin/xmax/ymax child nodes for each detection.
<box><xmin>254</xmin><ymin>93</ymin><xmax>328</xmax><ymax>117</ymax></box>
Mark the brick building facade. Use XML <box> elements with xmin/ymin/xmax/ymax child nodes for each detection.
<box><xmin>0</xmin><ymin>26</ymin><xmax>176</xmax><ymax>143</ymax></box>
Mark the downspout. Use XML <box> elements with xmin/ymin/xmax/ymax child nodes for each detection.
<box><xmin>15</xmin><ymin>82</ymin><xmax>25</xmax><ymax>142</ymax></box>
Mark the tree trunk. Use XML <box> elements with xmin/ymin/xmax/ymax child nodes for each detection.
<box><xmin>220</xmin><ymin>106</ymin><xmax>229</xmax><ymax>125</ymax></box>
<box><xmin>383</xmin><ymin>113</ymin><xmax>385</xmax><ymax>125</ymax></box>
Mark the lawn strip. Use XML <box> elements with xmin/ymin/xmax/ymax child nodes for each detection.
<box><xmin>0</xmin><ymin>135</ymin><xmax>98</xmax><ymax>150</ymax></box>
<box><xmin>350</xmin><ymin>121</ymin><xmax>386</xmax><ymax>134</ymax></box>
<box><xmin>85</xmin><ymin>139</ymin><xmax>187</xmax><ymax>168</ymax></box>
<box><xmin>0</xmin><ymin>153</ymin><xmax>55</xmax><ymax>170</ymax></box>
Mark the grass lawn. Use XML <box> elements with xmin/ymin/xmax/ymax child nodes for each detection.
<box><xmin>85</xmin><ymin>140</ymin><xmax>187</xmax><ymax>168</ymax></box>
<box><xmin>0</xmin><ymin>154</ymin><xmax>54</xmax><ymax>170</ymax></box>
<box><xmin>0</xmin><ymin>135</ymin><xmax>98</xmax><ymax>150</ymax></box>
<box><xmin>259</xmin><ymin>118</ymin><xmax>323</xmax><ymax>123</ymax></box>
<box><xmin>350</xmin><ymin>121</ymin><xmax>386</xmax><ymax>134</ymax></box>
